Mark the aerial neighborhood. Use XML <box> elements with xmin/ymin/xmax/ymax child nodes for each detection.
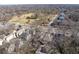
<box><xmin>0</xmin><ymin>4</ymin><xmax>79</xmax><ymax>54</ymax></box>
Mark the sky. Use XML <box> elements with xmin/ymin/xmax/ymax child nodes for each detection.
<box><xmin>0</xmin><ymin>0</ymin><xmax>78</xmax><ymax>5</ymax></box>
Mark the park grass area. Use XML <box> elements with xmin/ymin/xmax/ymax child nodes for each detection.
<box><xmin>9</xmin><ymin>13</ymin><xmax>37</xmax><ymax>25</ymax></box>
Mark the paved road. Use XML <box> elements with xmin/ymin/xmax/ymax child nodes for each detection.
<box><xmin>48</xmin><ymin>14</ymin><xmax>59</xmax><ymax>26</ymax></box>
